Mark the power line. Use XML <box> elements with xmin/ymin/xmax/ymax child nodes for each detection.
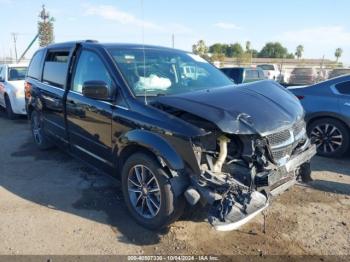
<box><xmin>11</xmin><ymin>32</ymin><xmax>18</xmax><ymax>62</ymax></box>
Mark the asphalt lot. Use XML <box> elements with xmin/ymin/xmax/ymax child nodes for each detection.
<box><xmin>0</xmin><ymin>109</ymin><xmax>349</xmax><ymax>255</ymax></box>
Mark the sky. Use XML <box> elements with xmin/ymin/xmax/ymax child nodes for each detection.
<box><xmin>1</xmin><ymin>0</ymin><xmax>350</xmax><ymax>65</ymax></box>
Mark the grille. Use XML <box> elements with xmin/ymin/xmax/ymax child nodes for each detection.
<box><xmin>267</xmin><ymin>120</ymin><xmax>306</xmax><ymax>162</ymax></box>
<box><xmin>271</xmin><ymin>147</ymin><xmax>292</xmax><ymax>160</ymax></box>
<box><xmin>267</xmin><ymin>129</ymin><xmax>291</xmax><ymax>147</ymax></box>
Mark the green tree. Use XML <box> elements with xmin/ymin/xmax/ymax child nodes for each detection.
<box><xmin>209</xmin><ymin>43</ymin><xmax>224</xmax><ymax>54</ymax></box>
<box><xmin>251</xmin><ymin>49</ymin><xmax>259</xmax><ymax>58</ymax></box>
<box><xmin>335</xmin><ymin>48</ymin><xmax>343</xmax><ymax>62</ymax></box>
<box><xmin>258</xmin><ymin>42</ymin><xmax>290</xmax><ymax>58</ymax></box>
<box><xmin>38</xmin><ymin>5</ymin><xmax>55</xmax><ymax>47</ymax></box>
<box><xmin>192</xmin><ymin>40</ymin><xmax>209</xmax><ymax>57</ymax></box>
<box><xmin>295</xmin><ymin>45</ymin><xmax>304</xmax><ymax>59</ymax></box>
<box><xmin>226</xmin><ymin>43</ymin><xmax>243</xmax><ymax>57</ymax></box>
<box><xmin>286</xmin><ymin>53</ymin><xmax>295</xmax><ymax>59</ymax></box>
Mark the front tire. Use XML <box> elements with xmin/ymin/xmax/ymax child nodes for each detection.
<box><xmin>30</xmin><ymin>110</ymin><xmax>53</xmax><ymax>150</ymax></box>
<box><xmin>121</xmin><ymin>153</ymin><xmax>184</xmax><ymax>230</ymax></box>
<box><xmin>308</xmin><ymin>118</ymin><xmax>349</xmax><ymax>157</ymax></box>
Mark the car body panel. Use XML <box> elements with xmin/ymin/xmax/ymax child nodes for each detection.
<box><xmin>289</xmin><ymin>75</ymin><xmax>350</xmax><ymax>128</ymax></box>
<box><xmin>25</xmin><ymin>41</ymin><xmax>315</xmax><ymax>231</ymax></box>
<box><xmin>220</xmin><ymin>67</ymin><xmax>265</xmax><ymax>84</ymax></box>
<box><xmin>156</xmin><ymin>80</ymin><xmax>304</xmax><ymax>136</ymax></box>
<box><xmin>0</xmin><ymin>64</ymin><xmax>28</xmax><ymax>115</ymax></box>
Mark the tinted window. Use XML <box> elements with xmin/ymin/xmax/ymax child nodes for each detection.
<box><xmin>258</xmin><ymin>64</ymin><xmax>274</xmax><ymax>70</ymax></box>
<box><xmin>28</xmin><ymin>50</ymin><xmax>44</xmax><ymax>80</ymax></box>
<box><xmin>220</xmin><ymin>68</ymin><xmax>241</xmax><ymax>83</ymax></box>
<box><xmin>245</xmin><ymin>69</ymin><xmax>259</xmax><ymax>80</ymax></box>
<box><xmin>335</xmin><ymin>81</ymin><xmax>350</xmax><ymax>95</ymax></box>
<box><xmin>46</xmin><ymin>51</ymin><xmax>69</xmax><ymax>63</ymax></box>
<box><xmin>8</xmin><ymin>67</ymin><xmax>27</xmax><ymax>81</ymax></box>
<box><xmin>43</xmin><ymin>50</ymin><xmax>70</xmax><ymax>88</ymax></box>
<box><xmin>72</xmin><ymin>50</ymin><xmax>112</xmax><ymax>93</ymax></box>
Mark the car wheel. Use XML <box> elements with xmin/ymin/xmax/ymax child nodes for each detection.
<box><xmin>5</xmin><ymin>95</ymin><xmax>16</xmax><ymax>120</ymax></box>
<box><xmin>30</xmin><ymin>110</ymin><xmax>53</xmax><ymax>150</ymax></box>
<box><xmin>121</xmin><ymin>152</ymin><xmax>185</xmax><ymax>230</ymax></box>
<box><xmin>308</xmin><ymin>118</ymin><xmax>349</xmax><ymax>157</ymax></box>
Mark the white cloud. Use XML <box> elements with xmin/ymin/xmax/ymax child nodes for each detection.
<box><xmin>214</xmin><ymin>22</ymin><xmax>241</xmax><ymax>30</ymax></box>
<box><xmin>84</xmin><ymin>4</ymin><xmax>162</xmax><ymax>30</ymax></box>
<box><xmin>278</xmin><ymin>26</ymin><xmax>350</xmax><ymax>64</ymax></box>
<box><xmin>280</xmin><ymin>26</ymin><xmax>350</xmax><ymax>46</ymax></box>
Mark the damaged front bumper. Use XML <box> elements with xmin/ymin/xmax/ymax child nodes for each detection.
<box><xmin>189</xmin><ymin>143</ymin><xmax>317</xmax><ymax>231</ymax></box>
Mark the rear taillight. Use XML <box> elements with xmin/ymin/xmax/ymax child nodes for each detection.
<box><xmin>296</xmin><ymin>95</ymin><xmax>304</xmax><ymax>100</ymax></box>
<box><xmin>24</xmin><ymin>81</ymin><xmax>32</xmax><ymax>99</ymax></box>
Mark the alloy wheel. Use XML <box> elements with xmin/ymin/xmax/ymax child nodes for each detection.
<box><xmin>310</xmin><ymin>124</ymin><xmax>343</xmax><ymax>154</ymax></box>
<box><xmin>127</xmin><ymin>165</ymin><xmax>161</xmax><ymax>219</ymax></box>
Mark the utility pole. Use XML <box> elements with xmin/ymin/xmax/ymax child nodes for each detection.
<box><xmin>11</xmin><ymin>33</ymin><xmax>18</xmax><ymax>62</ymax></box>
<box><xmin>171</xmin><ymin>33</ymin><xmax>175</xmax><ymax>48</ymax></box>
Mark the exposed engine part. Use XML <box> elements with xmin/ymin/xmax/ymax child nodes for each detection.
<box><xmin>212</xmin><ymin>135</ymin><xmax>231</xmax><ymax>173</ymax></box>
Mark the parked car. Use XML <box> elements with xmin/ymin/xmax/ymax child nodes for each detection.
<box><xmin>0</xmin><ymin>63</ymin><xmax>28</xmax><ymax>118</ymax></box>
<box><xmin>26</xmin><ymin>41</ymin><xmax>315</xmax><ymax>231</ymax></box>
<box><xmin>289</xmin><ymin>74</ymin><xmax>350</xmax><ymax>157</ymax></box>
<box><xmin>220</xmin><ymin>67</ymin><xmax>266</xmax><ymax>84</ymax></box>
<box><xmin>257</xmin><ymin>64</ymin><xmax>280</xmax><ymax>80</ymax></box>
<box><xmin>289</xmin><ymin>67</ymin><xmax>322</xmax><ymax>86</ymax></box>
<box><xmin>328</xmin><ymin>68</ymin><xmax>350</xmax><ymax>79</ymax></box>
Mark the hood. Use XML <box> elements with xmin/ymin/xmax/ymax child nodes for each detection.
<box><xmin>155</xmin><ymin>80</ymin><xmax>304</xmax><ymax>136</ymax></box>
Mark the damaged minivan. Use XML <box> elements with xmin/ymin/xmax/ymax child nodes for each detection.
<box><xmin>26</xmin><ymin>41</ymin><xmax>316</xmax><ymax>231</ymax></box>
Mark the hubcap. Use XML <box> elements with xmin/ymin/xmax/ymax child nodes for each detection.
<box><xmin>127</xmin><ymin>165</ymin><xmax>161</xmax><ymax>219</ymax></box>
<box><xmin>32</xmin><ymin>115</ymin><xmax>42</xmax><ymax>145</ymax></box>
<box><xmin>310</xmin><ymin>124</ymin><xmax>343</xmax><ymax>154</ymax></box>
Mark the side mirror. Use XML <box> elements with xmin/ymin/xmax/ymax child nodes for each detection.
<box><xmin>82</xmin><ymin>80</ymin><xmax>110</xmax><ymax>100</ymax></box>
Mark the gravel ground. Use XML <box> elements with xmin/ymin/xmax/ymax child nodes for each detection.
<box><xmin>0</xmin><ymin>111</ymin><xmax>349</xmax><ymax>256</ymax></box>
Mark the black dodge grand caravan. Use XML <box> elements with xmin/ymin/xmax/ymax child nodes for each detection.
<box><xmin>25</xmin><ymin>40</ymin><xmax>316</xmax><ymax>231</ymax></box>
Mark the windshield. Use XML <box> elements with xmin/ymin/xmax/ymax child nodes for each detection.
<box><xmin>8</xmin><ymin>67</ymin><xmax>27</xmax><ymax>81</ymax></box>
<box><xmin>257</xmin><ymin>64</ymin><xmax>274</xmax><ymax>70</ymax></box>
<box><xmin>292</xmin><ymin>68</ymin><xmax>313</xmax><ymax>75</ymax></box>
<box><xmin>108</xmin><ymin>48</ymin><xmax>232</xmax><ymax>96</ymax></box>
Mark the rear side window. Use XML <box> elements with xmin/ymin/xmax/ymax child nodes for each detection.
<box><xmin>27</xmin><ymin>50</ymin><xmax>45</xmax><ymax>80</ymax></box>
<box><xmin>335</xmin><ymin>81</ymin><xmax>350</xmax><ymax>95</ymax></box>
<box><xmin>8</xmin><ymin>67</ymin><xmax>27</xmax><ymax>81</ymax></box>
<box><xmin>43</xmin><ymin>50</ymin><xmax>70</xmax><ymax>88</ymax></box>
<box><xmin>245</xmin><ymin>69</ymin><xmax>259</xmax><ymax>80</ymax></box>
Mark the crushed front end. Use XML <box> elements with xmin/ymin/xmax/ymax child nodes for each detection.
<box><xmin>185</xmin><ymin>120</ymin><xmax>316</xmax><ymax>231</ymax></box>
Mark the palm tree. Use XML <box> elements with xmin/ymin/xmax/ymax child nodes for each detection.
<box><xmin>335</xmin><ymin>48</ymin><xmax>343</xmax><ymax>62</ymax></box>
<box><xmin>295</xmin><ymin>45</ymin><xmax>304</xmax><ymax>59</ymax></box>
<box><xmin>245</xmin><ymin>41</ymin><xmax>251</xmax><ymax>52</ymax></box>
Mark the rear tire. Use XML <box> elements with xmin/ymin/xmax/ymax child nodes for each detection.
<box><xmin>121</xmin><ymin>152</ymin><xmax>185</xmax><ymax>230</ymax></box>
<box><xmin>308</xmin><ymin>118</ymin><xmax>349</xmax><ymax>157</ymax></box>
<box><xmin>5</xmin><ymin>95</ymin><xmax>16</xmax><ymax>120</ymax></box>
<box><xmin>30</xmin><ymin>110</ymin><xmax>53</xmax><ymax>150</ymax></box>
